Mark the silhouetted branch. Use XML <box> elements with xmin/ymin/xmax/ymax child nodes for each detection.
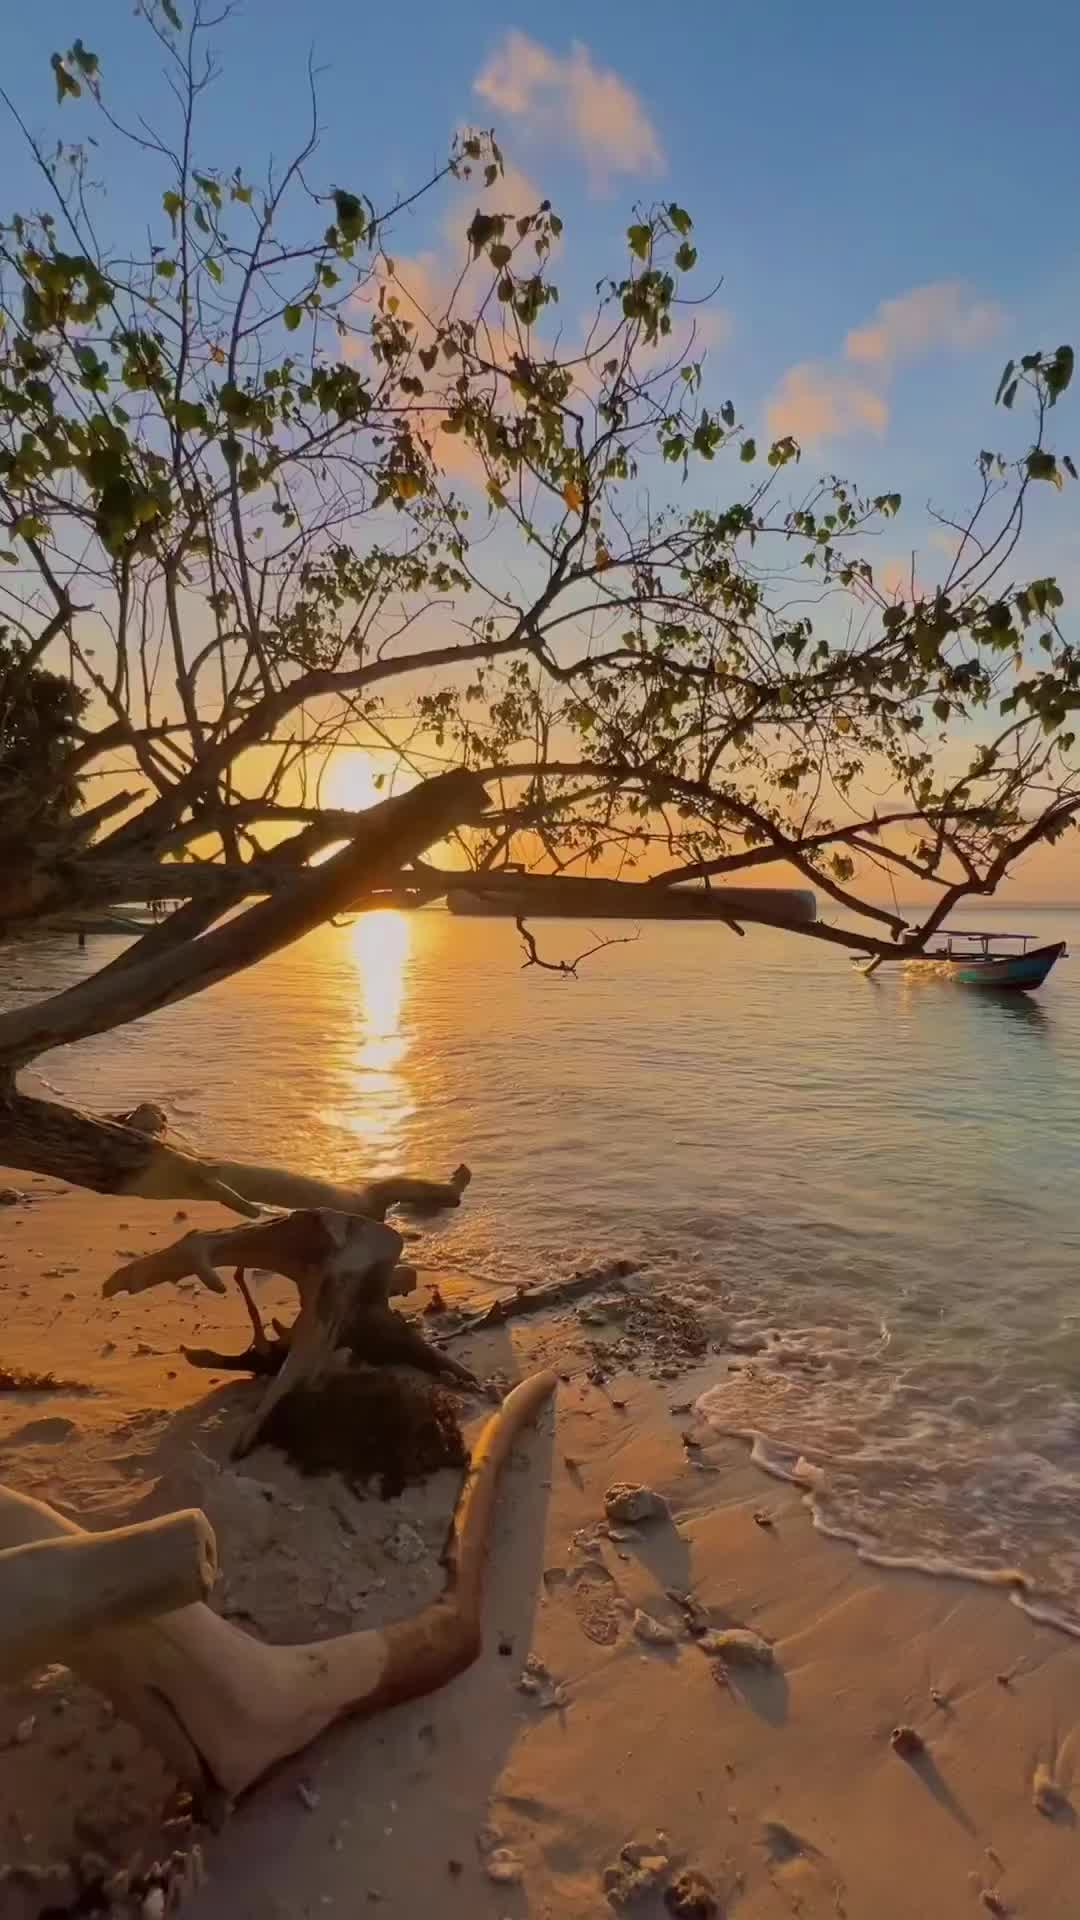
<box><xmin>515</xmin><ymin>915</ymin><xmax>640</xmax><ymax>978</ymax></box>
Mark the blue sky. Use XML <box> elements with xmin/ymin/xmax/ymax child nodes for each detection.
<box><xmin>3</xmin><ymin>2</ymin><xmax>1079</xmax><ymax>898</ymax></box>
<box><xmin>4</xmin><ymin>0</ymin><xmax>1077</xmax><ymax>564</ymax></box>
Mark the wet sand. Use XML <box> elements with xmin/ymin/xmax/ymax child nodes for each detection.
<box><xmin>1</xmin><ymin>1175</ymin><xmax>1080</xmax><ymax>1917</ymax></box>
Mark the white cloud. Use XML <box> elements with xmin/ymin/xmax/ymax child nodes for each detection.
<box><xmin>766</xmin><ymin>363</ymin><xmax>888</xmax><ymax>446</ymax></box>
<box><xmin>765</xmin><ymin>280</ymin><xmax>1003</xmax><ymax>448</ymax></box>
<box><xmin>845</xmin><ymin>282</ymin><xmax>1003</xmax><ymax>367</ymax></box>
<box><xmin>474</xmin><ymin>31</ymin><xmax>663</xmax><ymax>191</ymax></box>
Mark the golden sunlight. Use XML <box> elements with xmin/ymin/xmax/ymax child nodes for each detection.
<box><xmin>350</xmin><ymin>909</ymin><xmax>410</xmax><ymax>1075</ymax></box>
<box><xmin>325</xmin><ymin>748</ymin><xmax>385</xmax><ymax>813</ymax></box>
<box><xmin>334</xmin><ymin>908</ymin><xmax>415</xmax><ymax>1154</ymax></box>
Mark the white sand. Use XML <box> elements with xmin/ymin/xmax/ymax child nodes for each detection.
<box><xmin>2</xmin><ymin>1175</ymin><xmax>1080</xmax><ymax>1917</ymax></box>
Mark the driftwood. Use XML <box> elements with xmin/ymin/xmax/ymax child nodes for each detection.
<box><xmin>182</xmin><ymin>1298</ymin><xmax>482</xmax><ymax>1393</ymax></box>
<box><xmin>0</xmin><ymin>1369</ymin><xmax>557</xmax><ymax>1800</ymax></box>
<box><xmin>3</xmin><ymin>1079</ymin><xmax>472</xmax><ymax>1221</ymax></box>
<box><xmin>105</xmin><ymin>1184</ymin><xmax>475</xmax><ymax>1454</ymax></box>
<box><xmin>441</xmin><ymin>1258</ymin><xmax>638</xmax><ymax>1341</ymax></box>
<box><xmin>107</xmin><ymin>1209</ymin><xmax>405</xmax><ymax>1457</ymax></box>
<box><xmin>0</xmin><ymin>1504</ymin><xmax>217</xmax><ymax>1680</ymax></box>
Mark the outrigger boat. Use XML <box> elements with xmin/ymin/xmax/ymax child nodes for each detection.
<box><xmin>856</xmin><ymin>929</ymin><xmax>1067</xmax><ymax>992</ymax></box>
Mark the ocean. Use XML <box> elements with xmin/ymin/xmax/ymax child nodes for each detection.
<box><xmin>8</xmin><ymin>899</ymin><xmax>1080</xmax><ymax>1627</ymax></box>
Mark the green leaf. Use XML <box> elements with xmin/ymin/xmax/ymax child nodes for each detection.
<box><xmin>740</xmin><ymin>438</ymin><xmax>756</xmax><ymax>463</ymax></box>
<box><xmin>994</xmin><ymin>359</ymin><xmax>1015</xmax><ymax>405</ymax></box>
<box><xmin>155</xmin><ymin>259</ymin><xmax>177</xmax><ymax>280</ymax></box>
<box><xmin>172</xmin><ymin>398</ymin><xmax>208</xmax><ymax>432</ymax></box>
<box><xmin>0</xmin><ymin>550</ymin><xmax>18</xmax><ymax>565</ymax></box>
<box><xmin>283</xmin><ymin>304</ymin><xmax>303</xmax><ymax>332</ymax></box>
<box><xmin>667</xmin><ymin>204</ymin><xmax>693</xmax><ymax>236</ymax></box>
<box><xmin>1045</xmin><ymin>344</ymin><xmax>1074</xmax><ymax>405</ymax></box>
<box><xmin>161</xmin><ymin>0</ymin><xmax>182</xmax><ymax>30</ymax></box>
<box><xmin>933</xmin><ymin>697</ymin><xmax>950</xmax><ymax>722</ymax></box>
<box><xmin>204</xmin><ymin>256</ymin><xmax>223</xmax><ymax>284</ymax></box>
<box><xmin>333</xmin><ymin>190</ymin><xmax>367</xmax><ymax>244</ymax></box>
<box><xmin>489</xmin><ymin>242</ymin><xmax>512</xmax><ymax>269</ymax></box>
<box><xmin>162</xmin><ymin>190</ymin><xmax>182</xmax><ymax>225</ymax></box>
<box><xmin>720</xmin><ymin>400</ymin><xmax>735</xmax><ymax>429</ymax></box>
<box><xmin>1064</xmin><ymin>454</ymin><xmax>1078</xmax><ymax>481</ymax></box>
<box><xmin>1026</xmin><ymin>449</ymin><xmax>1061</xmax><ymax>487</ymax></box>
<box><xmin>674</xmin><ymin>242</ymin><xmax>697</xmax><ymax>273</ymax></box>
<box><xmin>70</xmin><ymin>40</ymin><xmax>99</xmax><ymax>80</ymax></box>
<box><xmin>50</xmin><ymin>53</ymin><xmax>80</xmax><ymax>102</ymax></box>
<box><xmin>627</xmin><ymin>223</ymin><xmax>651</xmax><ymax>261</ymax></box>
<box><xmin>466</xmin><ymin>210</ymin><xmax>504</xmax><ymax>258</ymax></box>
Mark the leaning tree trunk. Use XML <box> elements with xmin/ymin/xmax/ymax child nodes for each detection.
<box><xmin>0</xmin><ymin>771</ymin><xmax>488</xmax><ymax>1206</ymax></box>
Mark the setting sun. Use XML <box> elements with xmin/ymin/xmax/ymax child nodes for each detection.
<box><xmin>324</xmin><ymin>748</ymin><xmax>386</xmax><ymax>814</ymax></box>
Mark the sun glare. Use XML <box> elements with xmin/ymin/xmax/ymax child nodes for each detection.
<box><xmin>325</xmin><ymin>748</ymin><xmax>384</xmax><ymax>813</ymax></box>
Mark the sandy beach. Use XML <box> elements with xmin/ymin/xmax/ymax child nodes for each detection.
<box><xmin>2</xmin><ymin>1172</ymin><xmax>1080</xmax><ymax>1919</ymax></box>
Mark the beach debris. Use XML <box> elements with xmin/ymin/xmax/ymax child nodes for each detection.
<box><xmin>603</xmin><ymin>1841</ymin><xmax>671</xmax><ymax>1909</ymax></box>
<box><xmin>980</xmin><ymin>1892</ymin><xmax>1007</xmax><ymax>1916</ymax></box>
<box><xmin>571</xmin><ymin>1527</ymin><xmax>605</xmax><ymax>1558</ymax></box>
<box><xmin>1033</xmin><ymin>1762</ymin><xmax>1072</xmax><ymax>1819</ymax></box>
<box><xmin>668</xmin><ymin>1588</ymin><xmax>712</xmax><ymax>1637</ymax></box>
<box><xmin>485</xmin><ymin>1848</ymin><xmax>524</xmax><ymax>1885</ymax></box>
<box><xmin>665</xmin><ymin>1868</ymin><xmax>719</xmax><ymax>1919</ymax></box>
<box><xmin>498</xmin><ymin>1635</ymin><xmax>514</xmax><ymax>1656</ymax></box>
<box><xmin>753</xmin><ymin>1509</ymin><xmax>775</xmax><ymax>1529</ymax></box>
<box><xmin>604</xmin><ymin>1482</ymin><xmax>668</xmax><ymax>1525</ymax></box>
<box><xmin>297</xmin><ymin>1781</ymin><xmax>321</xmax><ymax>1811</ymax></box>
<box><xmin>633</xmin><ymin>1608</ymin><xmax>678</xmax><ymax>1647</ymax></box>
<box><xmin>890</xmin><ymin>1724</ymin><xmax>925</xmax><ymax>1758</ymax></box>
<box><xmin>423</xmin><ymin>1285</ymin><xmax>449</xmax><ymax>1315</ymax></box>
<box><xmin>384</xmin><ymin>1521</ymin><xmax>427</xmax><ymax>1564</ymax></box>
<box><xmin>518</xmin><ymin>1652</ymin><xmax>548</xmax><ymax>1694</ymax></box>
<box><xmin>698</xmin><ymin>1628</ymin><xmax>775</xmax><ymax>1667</ymax></box>
<box><xmin>0</xmin><ymin>1188</ymin><xmax>22</xmax><ymax>1206</ymax></box>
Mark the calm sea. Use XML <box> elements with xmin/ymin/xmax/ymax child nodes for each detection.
<box><xmin>8</xmin><ymin>901</ymin><xmax>1080</xmax><ymax>1626</ymax></box>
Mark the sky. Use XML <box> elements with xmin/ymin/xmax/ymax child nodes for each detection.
<box><xmin>3</xmin><ymin>1</ymin><xmax>1079</xmax><ymax>901</ymax></box>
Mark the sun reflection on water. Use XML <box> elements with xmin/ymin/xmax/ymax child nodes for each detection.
<box><xmin>339</xmin><ymin>909</ymin><xmax>414</xmax><ymax>1153</ymax></box>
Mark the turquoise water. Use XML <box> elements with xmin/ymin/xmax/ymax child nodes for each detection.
<box><xmin>7</xmin><ymin>901</ymin><xmax>1080</xmax><ymax>1624</ymax></box>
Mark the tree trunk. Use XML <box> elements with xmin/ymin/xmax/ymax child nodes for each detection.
<box><xmin>0</xmin><ymin>1082</ymin><xmax>471</xmax><ymax>1221</ymax></box>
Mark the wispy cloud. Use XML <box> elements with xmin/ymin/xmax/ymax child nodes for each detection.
<box><xmin>766</xmin><ymin>280</ymin><xmax>1004</xmax><ymax>447</ymax></box>
<box><xmin>845</xmin><ymin>282</ymin><xmax>1003</xmax><ymax>367</ymax></box>
<box><xmin>766</xmin><ymin>363</ymin><xmax>887</xmax><ymax>445</ymax></box>
<box><xmin>474</xmin><ymin>31</ymin><xmax>663</xmax><ymax>191</ymax></box>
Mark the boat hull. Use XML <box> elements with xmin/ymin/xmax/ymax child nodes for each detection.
<box><xmin>942</xmin><ymin>941</ymin><xmax>1067</xmax><ymax>992</ymax></box>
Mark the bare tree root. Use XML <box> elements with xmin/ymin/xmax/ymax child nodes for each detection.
<box><xmin>0</xmin><ymin>1369</ymin><xmax>557</xmax><ymax>1802</ymax></box>
<box><xmin>183</xmin><ymin>1300</ymin><xmax>482</xmax><ymax>1393</ymax></box>
<box><xmin>106</xmin><ymin>1210</ymin><xmax>407</xmax><ymax>1456</ymax></box>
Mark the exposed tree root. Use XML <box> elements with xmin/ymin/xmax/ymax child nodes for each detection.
<box><xmin>105</xmin><ymin>1170</ymin><xmax>476</xmax><ymax>1451</ymax></box>
<box><xmin>0</xmin><ymin>1369</ymin><xmax>557</xmax><ymax>1801</ymax></box>
<box><xmin>259</xmin><ymin>1370</ymin><xmax>469</xmax><ymax>1497</ymax></box>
